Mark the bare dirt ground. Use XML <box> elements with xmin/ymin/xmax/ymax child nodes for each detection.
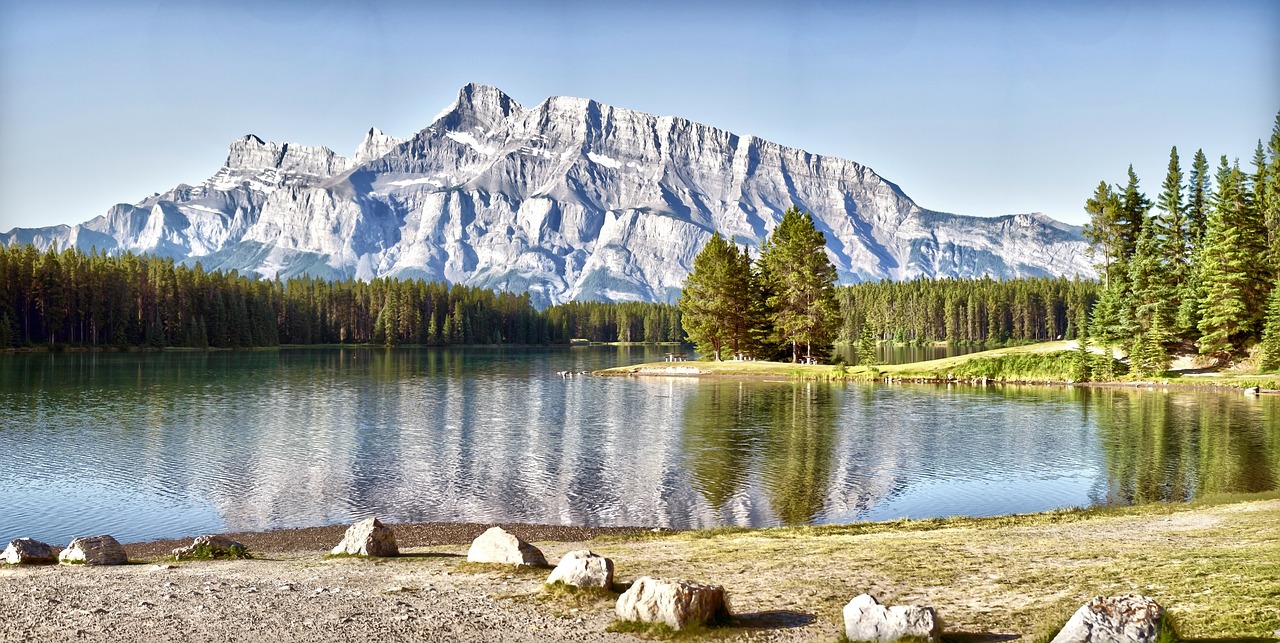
<box><xmin>2</xmin><ymin>500</ymin><xmax>1278</xmax><ymax>642</ymax></box>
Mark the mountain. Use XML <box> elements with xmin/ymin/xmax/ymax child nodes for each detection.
<box><xmin>2</xmin><ymin>83</ymin><xmax>1094</xmax><ymax>306</ymax></box>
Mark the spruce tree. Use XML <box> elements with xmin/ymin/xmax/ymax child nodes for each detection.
<box><xmin>856</xmin><ymin>315</ymin><xmax>879</xmax><ymax>366</ymax></box>
<box><xmin>1187</xmin><ymin>149</ymin><xmax>1211</xmax><ymax>251</ymax></box>
<box><xmin>758</xmin><ymin>206</ymin><xmax>841</xmax><ymax>362</ymax></box>
<box><xmin>1155</xmin><ymin>146</ymin><xmax>1188</xmax><ymax>282</ymax></box>
<box><xmin>1260</xmin><ymin>277</ymin><xmax>1280</xmax><ymax>372</ymax></box>
<box><xmin>1265</xmin><ymin>113</ymin><xmax>1280</xmax><ymax>280</ymax></box>
<box><xmin>1070</xmin><ymin>332</ymin><xmax>1092</xmax><ymax>382</ymax></box>
<box><xmin>678</xmin><ymin>232</ymin><xmax>756</xmax><ymax>360</ymax></box>
<box><xmin>1198</xmin><ymin>159</ymin><xmax>1263</xmax><ymax>360</ymax></box>
<box><xmin>1082</xmin><ymin>181</ymin><xmax>1123</xmax><ymax>286</ymax></box>
<box><xmin>1127</xmin><ymin>217</ymin><xmax>1173</xmax><ymax>355</ymax></box>
<box><xmin>1117</xmin><ymin>165</ymin><xmax>1152</xmax><ymax>271</ymax></box>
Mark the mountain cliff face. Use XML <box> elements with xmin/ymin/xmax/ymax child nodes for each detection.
<box><xmin>2</xmin><ymin>83</ymin><xmax>1094</xmax><ymax>306</ymax></box>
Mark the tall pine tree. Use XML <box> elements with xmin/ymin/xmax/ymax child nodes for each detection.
<box><xmin>1197</xmin><ymin>158</ymin><xmax>1266</xmax><ymax>360</ymax></box>
<box><xmin>678</xmin><ymin>232</ymin><xmax>758</xmax><ymax>360</ymax></box>
<box><xmin>758</xmin><ymin>206</ymin><xmax>841</xmax><ymax>362</ymax></box>
<box><xmin>1187</xmin><ymin>148</ymin><xmax>1211</xmax><ymax>252</ymax></box>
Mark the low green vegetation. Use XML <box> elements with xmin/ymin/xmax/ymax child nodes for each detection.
<box><xmin>453</xmin><ymin>561</ymin><xmax>550</xmax><ymax>575</ymax></box>
<box><xmin>540</xmin><ymin>581</ymin><xmax>620</xmax><ymax>609</ymax></box>
<box><xmin>182</xmin><ymin>542</ymin><xmax>251</xmax><ymax>561</ymax></box>
<box><xmin>600</xmin><ymin>338</ymin><xmax>1280</xmax><ymax>387</ymax></box>
<box><xmin>606</xmin><ymin>617</ymin><xmax>734</xmax><ymax>640</ymax></box>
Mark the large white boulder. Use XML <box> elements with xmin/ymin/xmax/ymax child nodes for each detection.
<box><xmin>615</xmin><ymin>576</ymin><xmax>730</xmax><ymax>630</ymax></box>
<box><xmin>843</xmin><ymin>593</ymin><xmax>940</xmax><ymax>643</ymax></box>
<box><xmin>330</xmin><ymin>517</ymin><xmax>399</xmax><ymax>557</ymax></box>
<box><xmin>1050</xmin><ymin>594</ymin><xmax>1164</xmax><ymax>643</ymax></box>
<box><xmin>546</xmin><ymin>550</ymin><xmax>614</xmax><ymax>589</ymax></box>
<box><xmin>466</xmin><ymin>527</ymin><xmax>546</xmax><ymax>566</ymax></box>
<box><xmin>3</xmin><ymin>538</ymin><xmax>58</xmax><ymax>565</ymax></box>
<box><xmin>58</xmin><ymin>535</ymin><xmax>127</xmax><ymax>566</ymax></box>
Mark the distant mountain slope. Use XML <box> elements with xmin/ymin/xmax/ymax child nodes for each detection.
<box><xmin>2</xmin><ymin>83</ymin><xmax>1094</xmax><ymax>306</ymax></box>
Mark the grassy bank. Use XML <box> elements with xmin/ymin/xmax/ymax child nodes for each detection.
<box><xmin>574</xmin><ymin>493</ymin><xmax>1280</xmax><ymax>639</ymax></box>
<box><xmin>596</xmin><ymin>341</ymin><xmax>1280</xmax><ymax>390</ymax></box>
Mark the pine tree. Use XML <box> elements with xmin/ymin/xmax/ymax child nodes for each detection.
<box><xmin>1127</xmin><ymin>217</ymin><xmax>1174</xmax><ymax>346</ymax></box>
<box><xmin>1070</xmin><ymin>332</ymin><xmax>1092</xmax><ymax>382</ymax></box>
<box><xmin>1117</xmin><ymin>165</ymin><xmax>1152</xmax><ymax>271</ymax></box>
<box><xmin>678</xmin><ymin>232</ymin><xmax>756</xmax><ymax>360</ymax></box>
<box><xmin>1083</xmin><ymin>181</ymin><xmax>1123</xmax><ymax>286</ymax></box>
<box><xmin>1198</xmin><ymin>158</ymin><xmax>1264</xmax><ymax>360</ymax></box>
<box><xmin>1187</xmin><ymin>149</ymin><xmax>1211</xmax><ymax>251</ymax></box>
<box><xmin>1259</xmin><ymin>278</ymin><xmax>1280</xmax><ymax>372</ymax></box>
<box><xmin>856</xmin><ymin>315</ymin><xmax>879</xmax><ymax>366</ymax></box>
<box><xmin>1155</xmin><ymin>146</ymin><xmax>1189</xmax><ymax>282</ymax></box>
<box><xmin>1265</xmin><ymin>113</ymin><xmax>1280</xmax><ymax>280</ymax></box>
<box><xmin>758</xmin><ymin>206</ymin><xmax>841</xmax><ymax>362</ymax></box>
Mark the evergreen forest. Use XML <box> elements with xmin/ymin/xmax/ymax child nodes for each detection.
<box><xmin>1082</xmin><ymin>112</ymin><xmax>1280</xmax><ymax>375</ymax></box>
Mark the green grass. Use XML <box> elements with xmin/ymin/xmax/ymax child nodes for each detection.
<box><xmin>583</xmin><ymin>492</ymin><xmax>1280</xmax><ymax>638</ymax></box>
<box><xmin>540</xmin><ymin>580</ymin><xmax>621</xmax><ymax>609</ymax></box>
<box><xmin>454</xmin><ymin>560</ymin><xmax>551</xmax><ymax>575</ymax></box>
<box><xmin>606</xmin><ymin>616</ymin><xmax>734</xmax><ymax>640</ymax></box>
<box><xmin>178</xmin><ymin>543</ymin><xmax>251</xmax><ymax>561</ymax></box>
<box><xmin>595</xmin><ymin>340</ymin><xmax>1280</xmax><ymax>389</ymax></box>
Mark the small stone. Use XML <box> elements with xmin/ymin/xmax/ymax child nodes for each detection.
<box><xmin>466</xmin><ymin>527</ymin><xmax>547</xmax><ymax>566</ymax></box>
<box><xmin>615</xmin><ymin>576</ymin><xmax>730</xmax><ymax>630</ymax></box>
<box><xmin>151</xmin><ymin>564</ymin><xmax>174</xmax><ymax>571</ymax></box>
<box><xmin>59</xmin><ymin>535</ymin><xmax>127</xmax><ymax>566</ymax></box>
<box><xmin>546</xmin><ymin>550</ymin><xmax>614</xmax><ymax>589</ymax></box>
<box><xmin>171</xmin><ymin>535</ymin><xmax>247</xmax><ymax>561</ymax></box>
<box><xmin>3</xmin><ymin>538</ymin><xmax>58</xmax><ymax>565</ymax></box>
<box><xmin>1050</xmin><ymin>594</ymin><xmax>1164</xmax><ymax>643</ymax></box>
<box><xmin>330</xmin><ymin>517</ymin><xmax>399</xmax><ymax>557</ymax></box>
<box><xmin>843</xmin><ymin>593</ymin><xmax>940</xmax><ymax>643</ymax></box>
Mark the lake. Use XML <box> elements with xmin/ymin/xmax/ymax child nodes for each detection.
<box><xmin>1</xmin><ymin>347</ymin><xmax>1276</xmax><ymax>545</ymax></box>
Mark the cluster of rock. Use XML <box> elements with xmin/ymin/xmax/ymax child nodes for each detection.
<box><xmin>6</xmin><ymin>520</ymin><xmax>1169</xmax><ymax>642</ymax></box>
<box><xmin>3</xmin><ymin>535</ymin><xmax>129</xmax><ymax>566</ymax></box>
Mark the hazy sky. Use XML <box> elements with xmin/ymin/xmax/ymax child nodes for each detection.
<box><xmin>1</xmin><ymin>0</ymin><xmax>1276</xmax><ymax>231</ymax></box>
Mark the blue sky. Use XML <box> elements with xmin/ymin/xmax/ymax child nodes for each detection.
<box><xmin>1</xmin><ymin>0</ymin><xmax>1276</xmax><ymax>230</ymax></box>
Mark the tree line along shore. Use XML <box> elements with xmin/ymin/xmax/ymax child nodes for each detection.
<box><xmin>0</xmin><ymin>243</ymin><xmax>1100</xmax><ymax>353</ymax></box>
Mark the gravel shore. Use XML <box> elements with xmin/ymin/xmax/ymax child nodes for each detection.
<box><xmin>3</xmin><ymin>523</ymin><xmax>664</xmax><ymax>643</ymax></box>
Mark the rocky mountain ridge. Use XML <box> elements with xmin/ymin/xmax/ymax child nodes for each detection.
<box><xmin>2</xmin><ymin>83</ymin><xmax>1094</xmax><ymax>306</ymax></box>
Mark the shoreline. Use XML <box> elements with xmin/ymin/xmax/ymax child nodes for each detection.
<box><xmin>120</xmin><ymin>522</ymin><xmax>652</xmax><ymax>560</ymax></box>
<box><xmin>596</xmin><ymin>363</ymin><xmax>1280</xmax><ymax>392</ymax></box>
<box><xmin>5</xmin><ymin>494</ymin><xmax>1278</xmax><ymax>641</ymax></box>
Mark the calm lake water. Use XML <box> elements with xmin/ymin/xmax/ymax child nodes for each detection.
<box><xmin>2</xmin><ymin>347</ymin><xmax>1276</xmax><ymax>545</ymax></box>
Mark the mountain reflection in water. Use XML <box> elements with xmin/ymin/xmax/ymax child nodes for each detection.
<box><xmin>1</xmin><ymin>347</ymin><xmax>1276</xmax><ymax>544</ymax></box>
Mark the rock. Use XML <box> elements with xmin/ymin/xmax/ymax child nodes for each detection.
<box><xmin>3</xmin><ymin>538</ymin><xmax>59</xmax><ymax>565</ymax></box>
<box><xmin>330</xmin><ymin>517</ymin><xmax>399</xmax><ymax>557</ymax></box>
<box><xmin>842</xmin><ymin>593</ymin><xmax>941</xmax><ymax>643</ymax></box>
<box><xmin>171</xmin><ymin>534</ymin><xmax>248</xmax><ymax>560</ymax></box>
<box><xmin>546</xmin><ymin>550</ymin><xmax>614</xmax><ymax>589</ymax></box>
<box><xmin>466</xmin><ymin>527</ymin><xmax>546</xmax><ymax>566</ymax></box>
<box><xmin>1050</xmin><ymin>594</ymin><xmax>1165</xmax><ymax>643</ymax></box>
<box><xmin>58</xmin><ymin>535</ymin><xmax>127</xmax><ymax>566</ymax></box>
<box><xmin>615</xmin><ymin>576</ymin><xmax>730</xmax><ymax>630</ymax></box>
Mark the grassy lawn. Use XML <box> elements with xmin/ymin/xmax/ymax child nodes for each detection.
<box><xmin>578</xmin><ymin>494</ymin><xmax>1280</xmax><ymax>640</ymax></box>
<box><xmin>595</xmin><ymin>341</ymin><xmax>1280</xmax><ymax>389</ymax></box>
